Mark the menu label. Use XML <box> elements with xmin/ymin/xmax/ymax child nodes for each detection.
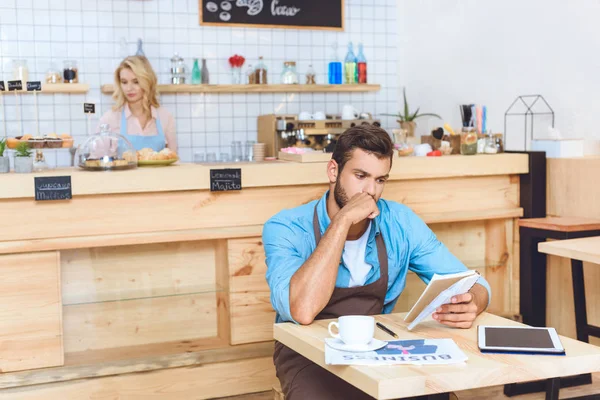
<box><xmin>210</xmin><ymin>168</ymin><xmax>242</xmax><ymax>192</ymax></box>
<box><xmin>26</xmin><ymin>81</ymin><xmax>42</xmax><ymax>91</ymax></box>
<box><xmin>34</xmin><ymin>176</ymin><xmax>72</xmax><ymax>201</ymax></box>
<box><xmin>0</xmin><ymin>81</ymin><xmax>5</xmax><ymax>91</ymax></box>
<box><xmin>7</xmin><ymin>80</ymin><xmax>23</xmax><ymax>91</ymax></box>
<box><xmin>84</xmin><ymin>103</ymin><xmax>96</xmax><ymax>114</ymax></box>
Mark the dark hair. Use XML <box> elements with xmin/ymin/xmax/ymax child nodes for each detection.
<box><xmin>332</xmin><ymin>125</ymin><xmax>394</xmax><ymax>172</ymax></box>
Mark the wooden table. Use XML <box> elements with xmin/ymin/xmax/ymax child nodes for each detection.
<box><xmin>274</xmin><ymin>313</ymin><xmax>600</xmax><ymax>400</ymax></box>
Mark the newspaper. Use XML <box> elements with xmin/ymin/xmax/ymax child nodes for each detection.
<box><xmin>325</xmin><ymin>338</ymin><xmax>468</xmax><ymax>366</ymax></box>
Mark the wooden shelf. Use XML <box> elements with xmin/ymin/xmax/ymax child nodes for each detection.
<box><xmin>100</xmin><ymin>83</ymin><xmax>380</xmax><ymax>94</ymax></box>
<box><xmin>1</xmin><ymin>83</ymin><xmax>90</xmax><ymax>94</ymax></box>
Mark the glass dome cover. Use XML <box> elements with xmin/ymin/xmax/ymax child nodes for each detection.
<box><xmin>75</xmin><ymin>124</ymin><xmax>137</xmax><ymax>170</ymax></box>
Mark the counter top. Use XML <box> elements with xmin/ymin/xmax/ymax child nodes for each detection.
<box><xmin>0</xmin><ymin>154</ymin><xmax>529</xmax><ymax>199</ymax></box>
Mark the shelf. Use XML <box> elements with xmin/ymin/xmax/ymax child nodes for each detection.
<box><xmin>100</xmin><ymin>83</ymin><xmax>380</xmax><ymax>94</ymax></box>
<box><xmin>1</xmin><ymin>83</ymin><xmax>89</xmax><ymax>94</ymax></box>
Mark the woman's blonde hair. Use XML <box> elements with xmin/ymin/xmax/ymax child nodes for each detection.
<box><xmin>112</xmin><ymin>56</ymin><xmax>160</xmax><ymax>114</ymax></box>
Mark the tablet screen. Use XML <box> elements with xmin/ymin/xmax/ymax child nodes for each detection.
<box><xmin>485</xmin><ymin>327</ymin><xmax>555</xmax><ymax>348</ymax></box>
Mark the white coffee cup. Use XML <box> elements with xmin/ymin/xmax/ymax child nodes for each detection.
<box><xmin>313</xmin><ymin>111</ymin><xmax>326</xmax><ymax>120</ymax></box>
<box><xmin>341</xmin><ymin>105</ymin><xmax>359</xmax><ymax>120</ymax></box>
<box><xmin>298</xmin><ymin>111</ymin><xmax>312</xmax><ymax>120</ymax></box>
<box><xmin>327</xmin><ymin>315</ymin><xmax>374</xmax><ymax>346</ymax></box>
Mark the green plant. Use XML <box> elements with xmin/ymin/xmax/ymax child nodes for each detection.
<box><xmin>0</xmin><ymin>138</ymin><xmax>5</xmax><ymax>157</ymax></box>
<box><xmin>381</xmin><ymin>87</ymin><xmax>442</xmax><ymax>122</ymax></box>
<box><xmin>15</xmin><ymin>141</ymin><xmax>32</xmax><ymax>157</ymax></box>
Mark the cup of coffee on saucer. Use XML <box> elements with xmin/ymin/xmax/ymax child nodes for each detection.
<box><xmin>326</xmin><ymin>315</ymin><xmax>387</xmax><ymax>352</ymax></box>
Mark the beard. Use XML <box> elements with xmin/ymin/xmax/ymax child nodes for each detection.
<box><xmin>333</xmin><ymin>181</ymin><xmax>350</xmax><ymax>209</ymax></box>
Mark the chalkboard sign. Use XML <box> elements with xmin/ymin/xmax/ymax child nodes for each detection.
<box><xmin>7</xmin><ymin>80</ymin><xmax>23</xmax><ymax>91</ymax></box>
<box><xmin>34</xmin><ymin>176</ymin><xmax>72</xmax><ymax>201</ymax></box>
<box><xmin>199</xmin><ymin>0</ymin><xmax>344</xmax><ymax>30</ymax></box>
<box><xmin>210</xmin><ymin>168</ymin><xmax>242</xmax><ymax>192</ymax></box>
<box><xmin>84</xmin><ymin>103</ymin><xmax>96</xmax><ymax>114</ymax></box>
<box><xmin>0</xmin><ymin>81</ymin><xmax>5</xmax><ymax>91</ymax></box>
<box><xmin>27</xmin><ymin>81</ymin><xmax>42</xmax><ymax>91</ymax></box>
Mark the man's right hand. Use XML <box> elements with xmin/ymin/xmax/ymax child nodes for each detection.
<box><xmin>336</xmin><ymin>192</ymin><xmax>379</xmax><ymax>226</ymax></box>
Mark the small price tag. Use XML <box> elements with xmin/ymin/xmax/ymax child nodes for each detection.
<box><xmin>84</xmin><ymin>103</ymin><xmax>96</xmax><ymax>114</ymax></box>
<box><xmin>34</xmin><ymin>176</ymin><xmax>73</xmax><ymax>201</ymax></box>
<box><xmin>0</xmin><ymin>81</ymin><xmax>5</xmax><ymax>91</ymax></box>
<box><xmin>7</xmin><ymin>80</ymin><xmax>23</xmax><ymax>91</ymax></box>
<box><xmin>26</xmin><ymin>81</ymin><xmax>42</xmax><ymax>91</ymax></box>
<box><xmin>210</xmin><ymin>168</ymin><xmax>242</xmax><ymax>192</ymax></box>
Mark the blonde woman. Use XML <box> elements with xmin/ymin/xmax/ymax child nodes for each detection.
<box><xmin>98</xmin><ymin>56</ymin><xmax>177</xmax><ymax>152</ymax></box>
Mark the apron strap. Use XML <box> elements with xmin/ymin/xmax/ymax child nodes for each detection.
<box><xmin>312</xmin><ymin>201</ymin><xmax>388</xmax><ymax>277</ymax></box>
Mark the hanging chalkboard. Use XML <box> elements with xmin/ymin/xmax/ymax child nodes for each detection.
<box><xmin>199</xmin><ymin>0</ymin><xmax>344</xmax><ymax>31</ymax></box>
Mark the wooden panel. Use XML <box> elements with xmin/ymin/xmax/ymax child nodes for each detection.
<box><xmin>539</xmin><ymin>236</ymin><xmax>600</xmax><ymax>265</ymax></box>
<box><xmin>100</xmin><ymin>83</ymin><xmax>381</xmax><ymax>94</ymax></box>
<box><xmin>61</xmin><ymin>241</ymin><xmax>217</xmax><ymax>305</ymax></box>
<box><xmin>0</xmin><ymin>154</ymin><xmax>528</xmax><ymax>200</ymax></box>
<box><xmin>63</xmin><ymin>292</ymin><xmax>218</xmax><ymax>353</ymax></box>
<box><xmin>228</xmin><ymin>237</ymin><xmax>275</xmax><ymax>345</ymax></box>
<box><xmin>274</xmin><ymin>313</ymin><xmax>600</xmax><ymax>399</ymax></box>
<box><xmin>0</xmin><ymin>83</ymin><xmax>90</xmax><ymax>94</ymax></box>
<box><xmin>0</xmin><ymin>252</ymin><xmax>63</xmax><ymax>373</ymax></box>
<box><xmin>0</xmin><ymin>175</ymin><xmax>520</xmax><ymax>242</ymax></box>
<box><xmin>0</xmin><ymin>356</ymin><xmax>277</xmax><ymax>400</ymax></box>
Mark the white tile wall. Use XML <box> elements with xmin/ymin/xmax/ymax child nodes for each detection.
<box><xmin>0</xmin><ymin>0</ymin><xmax>399</xmax><ymax>166</ymax></box>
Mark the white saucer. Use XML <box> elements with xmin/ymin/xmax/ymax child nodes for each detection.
<box><xmin>325</xmin><ymin>338</ymin><xmax>387</xmax><ymax>352</ymax></box>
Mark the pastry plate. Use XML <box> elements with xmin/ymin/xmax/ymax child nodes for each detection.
<box><xmin>138</xmin><ymin>158</ymin><xmax>179</xmax><ymax>166</ymax></box>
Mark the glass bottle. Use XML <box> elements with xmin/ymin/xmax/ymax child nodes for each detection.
<box><xmin>344</xmin><ymin>42</ymin><xmax>357</xmax><ymax>84</ymax></box>
<box><xmin>191</xmin><ymin>58</ymin><xmax>201</xmax><ymax>84</ymax></box>
<box><xmin>246</xmin><ymin>64</ymin><xmax>255</xmax><ymax>84</ymax></box>
<box><xmin>12</xmin><ymin>59</ymin><xmax>29</xmax><ymax>83</ymax></box>
<box><xmin>201</xmin><ymin>58</ymin><xmax>209</xmax><ymax>84</ymax></box>
<box><xmin>356</xmin><ymin>43</ymin><xmax>367</xmax><ymax>84</ymax></box>
<box><xmin>306</xmin><ymin>64</ymin><xmax>316</xmax><ymax>84</ymax></box>
<box><xmin>135</xmin><ymin>38</ymin><xmax>145</xmax><ymax>57</ymax></box>
<box><xmin>254</xmin><ymin>56</ymin><xmax>268</xmax><ymax>84</ymax></box>
<box><xmin>328</xmin><ymin>42</ymin><xmax>342</xmax><ymax>84</ymax></box>
<box><xmin>280</xmin><ymin>61</ymin><xmax>298</xmax><ymax>84</ymax></box>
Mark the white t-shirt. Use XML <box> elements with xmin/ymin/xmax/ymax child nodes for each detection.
<box><xmin>342</xmin><ymin>222</ymin><xmax>373</xmax><ymax>287</ymax></box>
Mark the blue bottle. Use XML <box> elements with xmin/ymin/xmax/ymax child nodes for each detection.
<box><xmin>328</xmin><ymin>42</ymin><xmax>342</xmax><ymax>84</ymax></box>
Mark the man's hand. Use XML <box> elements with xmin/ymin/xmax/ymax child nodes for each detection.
<box><xmin>432</xmin><ymin>292</ymin><xmax>478</xmax><ymax>329</ymax></box>
<box><xmin>336</xmin><ymin>192</ymin><xmax>379</xmax><ymax>226</ymax></box>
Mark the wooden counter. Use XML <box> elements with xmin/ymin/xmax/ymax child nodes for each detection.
<box><xmin>0</xmin><ymin>154</ymin><xmax>528</xmax><ymax>399</ymax></box>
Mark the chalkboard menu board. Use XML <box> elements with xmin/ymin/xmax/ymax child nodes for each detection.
<box><xmin>199</xmin><ymin>0</ymin><xmax>344</xmax><ymax>30</ymax></box>
<box><xmin>210</xmin><ymin>168</ymin><xmax>242</xmax><ymax>192</ymax></box>
<box><xmin>34</xmin><ymin>176</ymin><xmax>72</xmax><ymax>201</ymax></box>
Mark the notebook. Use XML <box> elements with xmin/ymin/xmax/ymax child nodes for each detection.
<box><xmin>404</xmin><ymin>270</ymin><xmax>479</xmax><ymax>331</ymax></box>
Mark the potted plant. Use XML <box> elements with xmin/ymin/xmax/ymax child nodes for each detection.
<box><xmin>0</xmin><ymin>138</ymin><xmax>8</xmax><ymax>173</ymax></box>
<box><xmin>14</xmin><ymin>141</ymin><xmax>33</xmax><ymax>173</ymax></box>
<box><xmin>382</xmin><ymin>88</ymin><xmax>441</xmax><ymax>137</ymax></box>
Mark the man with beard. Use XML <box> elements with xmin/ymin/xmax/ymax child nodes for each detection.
<box><xmin>263</xmin><ymin>125</ymin><xmax>491</xmax><ymax>399</ymax></box>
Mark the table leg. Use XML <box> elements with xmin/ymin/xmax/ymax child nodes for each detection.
<box><xmin>571</xmin><ymin>258</ymin><xmax>589</xmax><ymax>343</ymax></box>
<box><xmin>545</xmin><ymin>378</ymin><xmax>560</xmax><ymax>400</ymax></box>
<box><xmin>520</xmin><ymin>230</ymin><xmax>547</xmax><ymax>327</ymax></box>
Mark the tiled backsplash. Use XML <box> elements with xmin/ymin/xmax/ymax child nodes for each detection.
<box><xmin>0</xmin><ymin>0</ymin><xmax>399</xmax><ymax>166</ymax></box>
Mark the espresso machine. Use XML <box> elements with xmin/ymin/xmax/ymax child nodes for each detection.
<box><xmin>257</xmin><ymin>114</ymin><xmax>381</xmax><ymax>157</ymax></box>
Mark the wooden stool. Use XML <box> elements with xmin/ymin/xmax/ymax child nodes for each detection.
<box><xmin>505</xmin><ymin>216</ymin><xmax>600</xmax><ymax>399</ymax></box>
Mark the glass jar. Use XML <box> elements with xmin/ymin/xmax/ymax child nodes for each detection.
<box><xmin>281</xmin><ymin>61</ymin><xmax>298</xmax><ymax>84</ymax></box>
<box><xmin>460</xmin><ymin>128</ymin><xmax>478</xmax><ymax>155</ymax></box>
<box><xmin>12</xmin><ymin>59</ymin><xmax>29</xmax><ymax>83</ymax></box>
<box><xmin>170</xmin><ymin>53</ymin><xmax>185</xmax><ymax>84</ymax></box>
<box><xmin>45</xmin><ymin>63</ymin><xmax>62</xmax><ymax>84</ymax></box>
<box><xmin>254</xmin><ymin>57</ymin><xmax>268</xmax><ymax>84</ymax></box>
<box><xmin>246</xmin><ymin>64</ymin><xmax>255</xmax><ymax>84</ymax></box>
<box><xmin>63</xmin><ymin>60</ymin><xmax>79</xmax><ymax>83</ymax></box>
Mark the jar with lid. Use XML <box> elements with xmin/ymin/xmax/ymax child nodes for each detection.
<box><xmin>281</xmin><ymin>61</ymin><xmax>298</xmax><ymax>84</ymax></box>
<box><xmin>254</xmin><ymin>57</ymin><xmax>268</xmax><ymax>84</ymax></box>
<box><xmin>63</xmin><ymin>60</ymin><xmax>79</xmax><ymax>83</ymax></box>
<box><xmin>460</xmin><ymin>128</ymin><xmax>478</xmax><ymax>155</ymax></box>
<box><xmin>12</xmin><ymin>59</ymin><xmax>29</xmax><ymax>83</ymax></box>
<box><xmin>45</xmin><ymin>62</ymin><xmax>62</xmax><ymax>84</ymax></box>
<box><xmin>170</xmin><ymin>53</ymin><xmax>186</xmax><ymax>84</ymax></box>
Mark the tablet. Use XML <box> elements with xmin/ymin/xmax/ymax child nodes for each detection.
<box><xmin>478</xmin><ymin>326</ymin><xmax>565</xmax><ymax>355</ymax></box>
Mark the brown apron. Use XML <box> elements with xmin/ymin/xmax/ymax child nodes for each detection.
<box><xmin>273</xmin><ymin>203</ymin><xmax>389</xmax><ymax>400</ymax></box>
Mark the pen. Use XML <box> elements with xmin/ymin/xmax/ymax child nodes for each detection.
<box><xmin>376</xmin><ymin>322</ymin><xmax>398</xmax><ymax>338</ymax></box>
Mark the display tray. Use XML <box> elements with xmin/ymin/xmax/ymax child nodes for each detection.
<box><xmin>78</xmin><ymin>164</ymin><xmax>137</xmax><ymax>171</ymax></box>
<box><xmin>138</xmin><ymin>158</ymin><xmax>179</xmax><ymax>167</ymax></box>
